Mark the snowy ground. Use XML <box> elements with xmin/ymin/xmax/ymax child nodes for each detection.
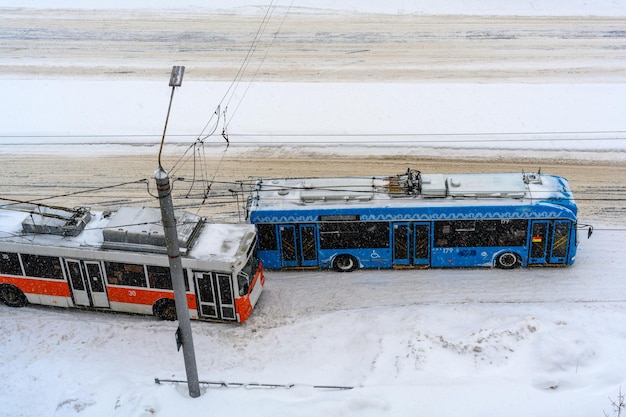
<box><xmin>1</xmin><ymin>1</ymin><xmax>626</xmax><ymax>417</ymax></box>
<box><xmin>1</xmin><ymin>226</ymin><xmax>625</xmax><ymax>417</ymax></box>
<box><xmin>4</xmin><ymin>0</ymin><xmax>626</xmax><ymax>15</ymax></box>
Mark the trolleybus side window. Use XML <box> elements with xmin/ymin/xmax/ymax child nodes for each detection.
<box><xmin>21</xmin><ymin>254</ymin><xmax>64</xmax><ymax>280</ymax></box>
<box><xmin>105</xmin><ymin>262</ymin><xmax>147</xmax><ymax>287</ymax></box>
<box><xmin>0</xmin><ymin>252</ymin><xmax>23</xmax><ymax>276</ymax></box>
<box><xmin>495</xmin><ymin>220</ymin><xmax>528</xmax><ymax>246</ymax></box>
<box><xmin>319</xmin><ymin>221</ymin><xmax>390</xmax><ymax>249</ymax></box>
<box><xmin>257</xmin><ymin>224</ymin><xmax>277</xmax><ymax>251</ymax></box>
<box><xmin>146</xmin><ymin>265</ymin><xmax>189</xmax><ymax>291</ymax></box>
<box><xmin>434</xmin><ymin>220</ymin><xmax>528</xmax><ymax>248</ymax></box>
<box><xmin>147</xmin><ymin>265</ymin><xmax>172</xmax><ymax>290</ymax></box>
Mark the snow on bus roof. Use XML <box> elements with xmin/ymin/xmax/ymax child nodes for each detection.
<box><xmin>0</xmin><ymin>205</ymin><xmax>256</xmax><ymax>263</ymax></box>
<box><xmin>0</xmin><ymin>206</ymin><xmax>106</xmax><ymax>247</ymax></box>
<box><xmin>188</xmin><ymin>222</ymin><xmax>256</xmax><ymax>262</ymax></box>
<box><xmin>251</xmin><ymin>171</ymin><xmax>572</xmax><ymax>210</ymax></box>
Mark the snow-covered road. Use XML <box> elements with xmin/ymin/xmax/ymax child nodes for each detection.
<box><xmin>2</xmin><ymin>8</ymin><xmax>626</xmax><ymax>82</ymax></box>
<box><xmin>1</xmin><ymin>223</ymin><xmax>625</xmax><ymax>417</ymax></box>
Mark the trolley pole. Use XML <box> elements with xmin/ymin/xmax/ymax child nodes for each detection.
<box><xmin>155</xmin><ymin>66</ymin><xmax>201</xmax><ymax>398</ymax></box>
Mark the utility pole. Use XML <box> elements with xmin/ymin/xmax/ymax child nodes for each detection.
<box><xmin>155</xmin><ymin>66</ymin><xmax>201</xmax><ymax>398</ymax></box>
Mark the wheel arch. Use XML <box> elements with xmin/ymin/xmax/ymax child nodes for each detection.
<box><xmin>331</xmin><ymin>253</ymin><xmax>360</xmax><ymax>272</ymax></box>
<box><xmin>493</xmin><ymin>250</ymin><xmax>524</xmax><ymax>269</ymax></box>
<box><xmin>0</xmin><ymin>283</ymin><xmax>29</xmax><ymax>307</ymax></box>
<box><xmin>152</xmin><ymin>297</ymin><xmax>177</xmax><ymax>321</ymax></box>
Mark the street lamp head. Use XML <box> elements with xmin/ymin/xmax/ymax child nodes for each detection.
<box><xmin>169</xmin><ymin>66</ymin><xmax>185</xmax><ymax>87</ymax></box>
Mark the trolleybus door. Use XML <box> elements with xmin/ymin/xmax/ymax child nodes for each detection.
<box><xmin>65</xmin><ymin>259</ymin><xmax>109</xmax><ymax>308</ymax></box>
<box><xmin>85</xmin><ymin>261</ymin><xmax>109</xmax><ymax>308</ymax></box>
<box><xmin>529</xmin><ymin>220</ymin><xmax>549</xmax><ymax>264</ymax></box>
<box><xmin>194</xmin><ymin>272</ymin><xmax>236</xmax><ymax>321</ymax></box>
<box><xmin>413</xmin><ymin>222</ymin><xmax>431</xmax><ymax>266</ymax></box>
<box><xmin>66</xmin><ymin>259</ymin><xmax>89</xmax><ymax>307</ymax></box>
<box><xmin>279</xmin><ymin>225</ymin><xmax>298</xmax><ymax>268</ymax></box>
<box><xmin>393</xmin><ymin>222</ymin><xmax>411</xmax><ymax>266</ymax></box>
<box><xmin>548</xmin><ymin>220</ymin><xmax>571</xmax><ymax>264</ymax></box>
<box><xmin>299</xmin><ymin>224</ymin><xmax>318</xmax><ymax>267</ymax></box>
<box><xmin>393</xmin><ymin>222</ymin><xmax>431</xmax><ymax>267</ymax></box>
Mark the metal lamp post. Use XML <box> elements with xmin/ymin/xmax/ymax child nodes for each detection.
<box><xmin>155</xmin><ymin>65</ymin><xmax>201</xmax><ymax>398</ymax></box>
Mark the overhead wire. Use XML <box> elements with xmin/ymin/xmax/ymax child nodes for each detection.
<box><xmin>3</xmin><ymin>174</ymin><xmax>626</xmax><ymax>233</ymax></box>
<box><xmin>190</xmin><ymin>0</ymin><xmax>279</xmax><ymax>145</ymax></box>
<box><xmin>5</xmin><ymin>130</ymin><xmax>626</xmax><ymax>142</ymax></box>
<box><xmin>169</xmin><ymin>2</ymin><xmax>279</xmax><ymax>196</ymax></box>
<box><xmin>197</xmin><ymin>0</ymin><xmax>285</xmax><ymax>189</ymax></box>
<box><xmin>225</xmin><ymin>0</ymin><xmax>296</xmax><ymax>129</ymax></box>
<box><xmin>166</xmin><ymin>0</ymin><xmax>291</xmax><ymax>215</ymax></box>
<box><xmin>5</xmin><ymin>175</ymin><xmax>626</xmax><ymax>205</ymax></box>
<box><xmin>0</xmin><ymin>179</ymin><xmax>151</xmax><ymax>208</ymax></box>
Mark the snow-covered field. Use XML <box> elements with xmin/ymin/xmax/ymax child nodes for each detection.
<box><xmin>4</xmin><ymin>81</ymin><xmax>626</xmax><ymax>163</ymax></box>
<box><xmin>1</xmin><ymin>1</ymin><xmax>626</xmax><ymax>417</ymax></box>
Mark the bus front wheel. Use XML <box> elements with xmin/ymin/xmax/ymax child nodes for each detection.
<box><xmin>495</xmin><ymin>252</ymin><xmax>521</xmax><ymax>269</ymax></box>
<box><xmin>0</xmin><ymin>285</ymin><xmax>28</xmax><ymax>307</ymax></box>
<box><xmin>153</xmin><ymin>298</ymin><xmax>177</xmax><ymax>321</ymax></box>
<box><xmin>334</xmin><ymin>255</ymin><xmax>357</xmax><ymax>272</ymax></box>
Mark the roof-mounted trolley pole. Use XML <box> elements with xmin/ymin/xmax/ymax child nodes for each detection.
<box><xmin>154</xmin><ymin>66</ymin><xmax>201</xmax><ymax>398</ymax></box>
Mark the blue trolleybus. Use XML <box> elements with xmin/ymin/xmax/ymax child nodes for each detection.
<box><xmin>246</xmin><ymin>169</ymin><xmax>579</xmax><ymax>271</ymax></box>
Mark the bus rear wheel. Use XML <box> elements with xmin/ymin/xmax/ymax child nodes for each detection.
<box><xmin>153</xmin><ymin>299</ymin><xmax>177</xmax><ymax>321</ymax></box>
<box><xmin>496</xmin><ymin>252</ymin><xmax>521</xmax><ymax>269</ymax></box>
<box><xmin>0</xmin><ymin>285</ymin><xmax>28</xmax><ymax>307</ymax></box>
<box><xmin>334</xmin><ymin>255</ymin><xmax>357</xmax><ymax>272</ymax></box>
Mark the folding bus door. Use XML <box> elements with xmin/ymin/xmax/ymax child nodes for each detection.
<box><xmin>413</xmin><ymin>222</ymin><xmax>431</xmax><ymax>266</ymax></box>
<box><xmin>84</xmin><ymin>261</ymin><xmax>109</xmax><ymax>307</ymax></box>
<box><xmin>66</xmin><ymin>259</ymin><xmax>90</xmax><ymax>307</ymax></box>
<box><xmin>529</xmin><ymin>220</ymin><xmax>549</xmax><ymax>265</ymax></box>
<box><xmin>194</xmin><ymin>272</ymin><xmax>236</xmax><ymax>321</ymax></box>
<box><xmin>299</xmin><ymin>224</ymin><xmax>318</xmax><ymax>267</ymax></box>
<box><xmin>65</xmin><ymin>259</ymin><xmax>109</xmax><ymax>308</ymax></box>
<box><xmin>548</xmin><ymin>220</ymin><xmax>571</xmax><ymax>264</ymax></box>
<box><xmin>393</xmin><ymin>222</ymin><xmax>431</xmax><ymax>267</ymax></box>
<box><xmin>393</xmin><ymin>222</ymin><xmax>411</xmax><ymax>266</ymax></box>
<box><xmin>279</xmin><ymin>225</ymin><xmax>298</xmax><ymax>268</ymax></box>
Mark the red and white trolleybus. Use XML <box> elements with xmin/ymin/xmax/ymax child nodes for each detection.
<box><xmin>0</xmin><ymin>204</ymin><xmax>264</xmax><ymax>323</ymax></box>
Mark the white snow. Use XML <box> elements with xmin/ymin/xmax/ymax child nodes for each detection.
<box><xmin>3</xmin><ymin>81</ymin><xmax>626</xmax><ymax>162</ymax></box>
<box><xmin>1</xmin><ymin>230</ymin><xmax>625</xmax><ymax>417</ymax></box>
<box><xmin>1</xmin><ymin>2</ymin><xmax>626</xmax><ymax>417</ymax></box>
<box><xmin>5</xmin><ymin>0</ymin><xmax>626</xmax><ymax>16</ymax></box>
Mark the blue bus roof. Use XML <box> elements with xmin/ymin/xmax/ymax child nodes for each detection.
<box><xmin>248</xmin><ymin>171</ymin><xmax>577</xmax><ymax>222</ymax></box>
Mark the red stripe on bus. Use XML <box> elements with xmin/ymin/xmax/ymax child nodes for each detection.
<box><xmin>106</xmin><ymin>286</ymin><xmax>197</xmax><ymax>309</ymax></box>
<box><xmin>0</xmin><ymin>275</ymin><xmax>71</xmax><ymax>297</ymax></box>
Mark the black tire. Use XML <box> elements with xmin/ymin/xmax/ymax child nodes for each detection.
<box><xmin>0</xmin><ymin>285</ymin><xmax>28</xmax><ymax>307</ymax></box>
<box><xmin>495</xmin><ymin>252</ymin><xmax>521</xmax><ymax>269</ymax></box>
<box><xmin>153</xmin><ymin>298</ymin><xmax>177</xmax><ymax>321</ymax></box>
<box><xmin>333</xmin><ymin>255</ymin><xmax>358</xmax><ymax>272</ymax></box>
